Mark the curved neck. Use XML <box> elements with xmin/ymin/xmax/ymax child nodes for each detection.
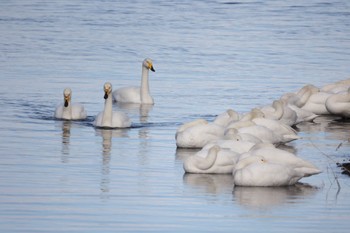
<box><xmin>196</xmin><ymin>146</ymin><xmax>218</xmax><ymax>170</ymax></box>
<box><xmin>140</xmin><ymin>66</ymin><xmax>152</xmax><ymax>103</ymax></box>
<box><xmin>102</xmin><ymin>94</ymin><xmax>113</xmax><ymax>126</ymax></box>
<box><xmin>272</xmin><ymin>101</ymin><xmax>284</xmax><ymax>119</ymax></box>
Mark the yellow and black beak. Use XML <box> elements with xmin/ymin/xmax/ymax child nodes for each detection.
<box><xmin>64</xmin><ymin>96</ymin><xmax>70</xmax><ymax>107</ymax></box>
<box><xmin>104</xmin><ymin>91</ymin><xmax>109</xmax><ymax>99</ymax></box>
<box><xmin>150</xmin><ymin>65</ymin><xmax>155</xmax><ymax>72</ymax></box>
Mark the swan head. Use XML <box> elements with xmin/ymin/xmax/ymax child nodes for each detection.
<box><xmin>104</xmin><ymin>82</ymin><xmax>112</xmax><ymax>99</ymax></box>
<box><xmin>63</xmin><ymin>88</ymin><xmax>72</xmax><ymax>107</ymax></box>
<box><xmin>143</xmin><ymin>58</ymin><xmax>155</xmax><ymax>72</ymax></box>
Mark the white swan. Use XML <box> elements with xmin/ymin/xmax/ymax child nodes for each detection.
<box><xmin>280</xmin><ymin>93</ymin><xmax>318</xmax><ymax>123</ymax></box>
<box><xmin>233</xmin><ymin>145</ymin><xmax>321</xmax><ymax>186</ymax></box>
<box><xmin>54</xmin><ymin>88</ymin><xmax>87</xmax><ymax>120</ymax></box>
<box><xmin>325</xmin><ymin>87</ymin><xmax>350</xmax><ymax>118</ymax></box>
<box><xmin>295</xmin><ymin>84</ymin><xmax>319</xmax><ymax>108</ymax></box>
<box><xmin>213</xmin><ymin>109</ymin><xmax>240</xmax><ymax>127</ymax></box>
<box><xmin>183</xmin><ymin>145</ymin><xmax>239</xmax><ymax>174</ymax></box>
<box><xmin>175</xmin><ymin>119</ymin><xmax>225</xmax><ymax>148</ymax></box>
<box><xmin>227</xmin><ymin>120</ymin><xmax>298</xmax><ymax>144</ymax></box>
<box><xmin>321</xmin><ymin>78</ymin><xmax>350</xmax><ymax>93</ymax></box>
<box><xmin>224</xmin><ymin>128</ymin><xmax>264</xmax><ymax>144</ymax></box>
<box><xmin>93</xmin><ymin>82</ymin><xmax>132</xmax><ymax>128</ymax></box>
<box><xmin>239</xmin><ymin>108</ymin><xmax>299</xmax><ymax>138</ymax></box>
<box><xmin>203</xmin><ymin>134</ymin><xmax>256</xmax><ymax>155</ymax></box>
<box><xmin>259</xmin><ymin>100</ymin><xmax>284</xmax><ymax>121</ymax></box>
<box><xmin>112</xmin><ymin>58</ymin><xmax>155</xmax><ymax>104</ymax></box>
<box><xmin>300</xmin><ymin>85</ymin><xmax>332</xmax><ymax>115</ymax></box>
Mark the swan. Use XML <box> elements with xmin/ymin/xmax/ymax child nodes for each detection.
<box><xmin>224</xmin><ymin>128</ymin><xmax>263</xmax><ymax>144</ymax></box>
<box><xmin>227</xmin><ymin>120</ymin><xmax>298</xmax><ymax>144</ymax></box>
<box><xmin>93</xmin><ymin>82</ymin><xmax>132</xmax><ymax>128</ymax></box>
<box><xmin>321</xmin><ymin>79</ymin><xmax>350</xmax><ymax>93</ymax></box>
<box><xmin>300</xmin><ymin>85</ymin><xmax>332</xmax><ymax>115</ymax></box>
<box><xmin>279</xmin><ymin>99</ymin><xmax>298</xmax><ymax>126</ymax></box>
<box><xmin>280</xmin><ymin>93</ymin><xmax>318</xmax><ymax>123</ymax></box>
<box><xmin>183</xmin><ymin>145</ymin><xmax>239</xmax><ymax>174</ymax></box>
<box><xmin>233</xmin><ymin>145</ymin><xmax>321</xmax><ymax>186</ymax></box>
<box><xmin>295</xmin><ymin>84</ymin><xmax>319</xmax><ymax>108</ymax></box>
<box><xmin>54</xmin><ymin>88</ymin><xmax>87</xmax><ymax>120</ymax></box>
<box><xmin>325</xmin><ymin>87</ymin><xmax>350</xmax><ymax>118</ymax></box>
<box><xmin>239</xmin><ymin>108</ymin><xmax>299</xmax><ymax>138</ymax></box>
<box><xmin>175</xmin><ymin>119</ymin><xmax>225</xmax><ymax>148</ymax></box>
<box><xmin>213</xmin><ymin>109</ymin><xmax>240</xmax><ymax>127</ymax></box>
<box><xmin>112</xmin><ymin>58</ymin><xmax>155</xmax><ymax>104</ymax></box>
<box><xmin>203</xmin><ymin>133</ymin><xmax>256</xmax><ymax>154</ymax></box>
<box><xmin>259</xmin><ymin>100</ymin><xmax>284</xmax><ymax>121</ymax></box>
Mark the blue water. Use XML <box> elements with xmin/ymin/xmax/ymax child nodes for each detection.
<box><xmin>1</xmin><ymin>0</ymin><xmax>350</xmax><ymax>232</ymax></box>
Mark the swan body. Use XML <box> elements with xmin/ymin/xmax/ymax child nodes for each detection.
<box><xmin>93</xmin><ymin>82</ymin><xmax>132</xmax><ymax>128</ymax></box>
<box><xmin>280</xmin><ymin>93</ymin><xmax>318</xmax><ymax>123</ymax></box>
<box><xmin>233</xmin><ymin>146</ymin><xmax>321</xmax><ymax>186</ymax></box>
<box><xmin>183</xmin><ymin>145</ymin><xmax>239</xmax><ymax>174</ymax></box>
<box><xmin>224</xmin><ymin>128</ymin><xmax>263</xmax><ymax>144</ymax></box>
<box><xmin>260</xmin><ymin>100</ymin><xmax>284</xmax><ymax>121</ymax></box>
<box><xmin>240</xmin><ymin>108</ymin><xmax>298</xmax><ymax>137</ymax></box>
<box><xmin>321</xmin><ymin>79</ymin><xmax>350</xmax><ymax>93</ymax></box>
<box><xmin>325</xmin><ymin>88</ymin><xmax>350</xmax><ymax>118</ymax></box>
<box><xmin>301</xmin><ymin>91</ymin><xmax>332</xmax><ymax>115</ymax></box>
<box><xmin>295</xmin><ymin>84</ymin><xmax>319</xmax><ymax>108</ymax></box>
<box><xmin>54</xmin><ymin>88</ymin><xmax>87</xmax><ymax>120</ymax></box>
<box><xmin>176</xmin><ymin>119</ymin><xmax>225</xmax><ymax>148</ymax></box>
<box><xmin>203</xmin><ymin>139</ymin><xmax>255</xmax><ymax>154</ymax></box>
<box><xmin>113</xmin><ymin>58</ymin><xmax>155</xmax><ymax>104</ymax></box>
<box><xmin>213</xmin><ymin>109</ymin><xmax>240</xmax><ymax>127</ymax></box>
<box><xmin>228</xmin><ymin>121</ymin><xmax>297</xmax><ymax>144</ymax></box>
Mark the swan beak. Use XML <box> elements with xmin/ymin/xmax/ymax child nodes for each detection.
<box><xmin>64</xmin><ymin>96</ymin><xmax>70</xmax><ymax>107</ymax></box>
<box><xmin>150</xmin><ymin>65</ymin><xmax>155</xmax><ymax>72</ymax></box>
<box><xmin>104</xmin><ymin>92</ymin><xmax>108</xmax><ymax>99</ymax></box>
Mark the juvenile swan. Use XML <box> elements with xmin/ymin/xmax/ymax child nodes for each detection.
<box><xmin>94</xmin><ymin>82</ymin><xmax>132</xmax><ymax>128</ymax></box>
<box><xmin>54</xmin><ymin>88</ymin><xmax>87</xmax><ymax>120</ymax></box>
<box><xmin>113</xmin><ymin>58</ymin><xmax>155</xmax><ymax>104</ymax></box>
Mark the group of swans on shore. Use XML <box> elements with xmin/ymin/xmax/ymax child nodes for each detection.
<box><xmin>178</xmin><ymin>78</ymin><xmax>350</xmax><ymax>187</ymax></box>
<box><xmin>54</xmin><ymin>58</ymin><xmax>155</xmax><ymax>128</ymax></box>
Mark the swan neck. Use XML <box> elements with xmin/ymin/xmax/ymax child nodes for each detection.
<box><xmin>140</xmin><ymin>66</ymin><xmax>151</xmax><ymax>103</ymax></box>
<box><xmin>196</xmin><ymin>147</ymin><xmax>218</xmax><ymax>170</ymax></box>
<box><xmin>62</xmin><ymin>101</ymin><xmax>72</xmax><ymax>119</ymax></box>
<box><xmin>102</xmin><ymin>94</ymin><xmax>113</xmax><ymax>126</ymax></box>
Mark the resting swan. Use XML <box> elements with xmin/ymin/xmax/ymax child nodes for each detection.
<box><xmin>325</xmin><ymin>87</ymin><xmax>350</xmax><ymax>118</ymax></box>
<box><xmin>175</xmin><ymin>119</ymin><xmax>225</xmax><ymax>148</ymax></box>
<box><xmin>93</xmin><ymin>82</ymin><xmax>132</xmax><ymax>128</ymax></box>
<box><xmin>112</xmin><ymin>58</ymin><xmax>155</xmax><ymax>104</ymax></box>
<box><xmin>233</xmin><ymin>145</ymin><xmax>321</xmax><ymax>186</ymax></box>
<box><xmin>183</xmin><ymin>145</ymin><xmax>239</xmax><ymax>174</ymax></box>
<box><xmin>54</xmin><ymin>88</ymin><xmax>87</xmax><ymax>120</ymax></box>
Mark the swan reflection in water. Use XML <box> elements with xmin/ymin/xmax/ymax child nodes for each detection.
<box><xmin>183</xmin><ymin>173</ymin><xmax>234</xmax><ymax>195</ymax></box>
<box><xmin>183</xmin><ymin>173</ymin><xmax>319</xmax><ymax>209</ymax></box>
<box><xmin>233</xmin><ymin>183</ymin><xmax>319</xmax><ymax>210</ymax></box>
<box><xmin>115</xmin><ymin>102</ymin><xmax>153</xmax><ymax>123</ymax></box>
<box><xmin>95</xmin><ymin>128</ymin><xmax>129</xmax><ymax>199</ymax></box>
<box><xmin>60</xmin><ymin>121</ymin><xmax>72</xmax><ymax>157</ymax></box>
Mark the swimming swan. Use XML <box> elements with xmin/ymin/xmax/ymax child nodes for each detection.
<box><xmin>233</xmin><ymin>146</ymin><xmax>321</xmax><ymax>186</ymax></box>
<box><xmin>54</xmin><ymin>88</ymin><xmax>87</xmax><ymax>120</ymax></box>
<box><xmin>183</xmin><ymin>145</ymin><xmax>239</xmax><ymax>174</ymax></box>
<box><xmin>93</xmin><ymin>82</ymin><xmax>132</xmax><ymax>128</ymax></box>
<box><xmin>112</xmin><ymin>58</ymin><xmax>155</xmax><ymax>104</ymax></box>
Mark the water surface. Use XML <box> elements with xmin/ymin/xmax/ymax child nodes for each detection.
<box><xmin>0</xmin><ymin>0</ymin><xmax>350</xmax><ymax>232</ymax></box>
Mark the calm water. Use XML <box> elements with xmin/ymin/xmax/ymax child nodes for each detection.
<box><xmin>1</xmin><ymin>0</ymin><xmax>350</xmax><ymax>232</ymax></box>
